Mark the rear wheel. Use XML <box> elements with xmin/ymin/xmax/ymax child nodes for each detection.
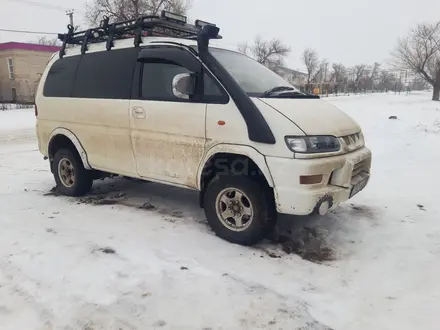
<box><xmin>204</xmin><ymin>174</ymin><xmax>276</xmax><ymax>245</ymax></box>
<box><xmin>53</xmin><ymin>148</ymin><xmax>93</xmax><ymax>196</ymax></box>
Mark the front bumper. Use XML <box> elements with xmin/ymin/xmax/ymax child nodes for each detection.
<box><xmin>266</xmin><ymin>147</ymin><xmax>372</xmax><ymax>215</ymax></box>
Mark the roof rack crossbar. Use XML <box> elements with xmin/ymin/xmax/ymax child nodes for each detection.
<box><xmin>57</xmin><ymin>11</ymin><xmax>222</xmax><ymax>56</ymax></box>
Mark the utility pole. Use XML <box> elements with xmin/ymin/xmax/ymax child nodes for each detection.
<box><xmin>66</xmin><ymin>10</ymin><xmax>74</xmax><ymax>27</ymax></box>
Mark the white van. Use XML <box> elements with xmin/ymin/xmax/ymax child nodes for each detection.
<box><xmin>35</xmin><ymin>11</ymin><xmax>372</xmax><ymax>245</ymax></box>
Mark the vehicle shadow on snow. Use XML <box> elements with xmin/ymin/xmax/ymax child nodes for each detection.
<box><xmin>45</xmin><ymin>176</ymin><xmax>205</xmax><ymax>222</ymax></box>
<box><xmin>262</xmin><ymin>202</ymin><xmax>378</xmax><ymax>263</ymax></box>
<box><xmin>45</xmin><ymin>177</ymin><xmax>378</xmax><ymax>264</ymax></box>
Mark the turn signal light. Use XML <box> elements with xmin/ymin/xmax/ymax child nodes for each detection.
<box><xmin>300</xmin><ymin>175</ymin><xmax>323</xmax><ymax>185</ymax></box>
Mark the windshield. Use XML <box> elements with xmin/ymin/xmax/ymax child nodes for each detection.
<box><xmin>209</xmin><ymin>47</ymin><xmax>296</xmax><ymax>96</ymax></box>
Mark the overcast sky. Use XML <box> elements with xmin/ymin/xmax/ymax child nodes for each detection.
<box><xmin>1</xmin><ymin>0</ymin><xmax>440</xmax><ymax>70</ymax></box>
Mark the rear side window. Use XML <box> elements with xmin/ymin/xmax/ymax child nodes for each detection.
<box><xmin>44</xmin><ymin>55</ymin><xmax>80</xmax><ymax>97</ymax></box>
<box><xmin>72</xmin><ymin>48</ymin><xmax>139</xmax><ymax>99</ymax></box>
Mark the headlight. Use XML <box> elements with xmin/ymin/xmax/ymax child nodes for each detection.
<box><xmin>285</xmin><ymin>136</ymin><xmax>341</xmax><ymax>153</ymax></box>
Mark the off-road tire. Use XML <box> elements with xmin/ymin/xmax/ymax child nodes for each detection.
<box><xmin>53</xmin><ymin>148</ymin><xmax>93</xmax><ymax>197</ymax></box>
<box><xmin>204</xmin><ymin>174</ymin><xmax>276</xmax><ymax>245</ymax></box>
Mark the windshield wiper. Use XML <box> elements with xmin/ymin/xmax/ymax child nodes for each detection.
<box><xmin>262</xmin><ymin>86</ymin><xmax>295</xmax><ymax>96</ymax></box>
<box><xmin>261</xmin><ymin>87</ymin><xmax>320</xmax><ymax>99</ymax></box>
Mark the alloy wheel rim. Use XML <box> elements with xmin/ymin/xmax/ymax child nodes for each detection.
<box><xmin>58</xmin><ymin>158</ymin><xmax>75</xmax><ymax>188</ymax></box>
<box><xmin>215</xmin><ymin>187</ymin><xmax>254</xmax><ymax>232</ymax></box>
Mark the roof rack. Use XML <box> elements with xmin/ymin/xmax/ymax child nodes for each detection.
<box><xmin>58</xmin><ymin>10</ymin><xmax>221</xmax><ymax>58</ymax></box>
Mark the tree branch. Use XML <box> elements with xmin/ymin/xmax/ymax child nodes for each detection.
<box><xmin>85</xmin><ymin>0</ymin><xmax>191</xmax><ymax>25</ymax></box>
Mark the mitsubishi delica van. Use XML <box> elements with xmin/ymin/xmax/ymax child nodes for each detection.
<box><xmin>35</xmin><ymin>11</ymin><xmax>372</xmax><ymax>245</ymax></box>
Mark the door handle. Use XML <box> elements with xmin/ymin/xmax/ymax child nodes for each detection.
<box><xmin>132</xmin><ymin>106</ymin><xmax>146</xmax><ymax>119</ymax></box>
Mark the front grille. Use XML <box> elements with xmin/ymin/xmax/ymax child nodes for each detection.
<box><xmin>342</xmin><ymin>133</ymin><xmax>364</xmax><ymax>152</ymax></box>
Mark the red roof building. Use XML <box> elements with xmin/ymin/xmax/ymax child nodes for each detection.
<box><xmin>0</xmin><ymin>42</ymin><xmax>59</xmax><ymax>103</ymax></box>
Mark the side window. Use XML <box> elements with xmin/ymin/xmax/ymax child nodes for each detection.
<box><xmin>141</xmin><ymin>61</ymin><xmax>228</xmax><ymax>103</ymax></box>
<box><xmin>44</xmin><ymin>55</ymin><xmax>80</xmax><ymax>97</ymax></box>
<box><xmin>72</xmin><ymin>48</ymin><xmax>139</xmax><ymax>99</ymax></box>
<box><xmin>7</xmin><ymin>58</ymin><xmax>14</xmax><ymax>80</ymax></box>
<box><xmin>141</xmin><ymin>61</ymin><xmax>192</xmax><ymax>101</ymax></box>
<box><xmin>140</xmin><ymin>53</ymin><xmax>228</xmax><ymax>103</ymax></box>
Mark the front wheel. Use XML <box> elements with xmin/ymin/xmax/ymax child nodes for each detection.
<box><xmin>53</xmin><ymin>148</ymin><xmax>93</xmax><ymax>196</ymax></box>
<box><xmin>204</xmin><ymin>175</ymin><xmax>276</xmax><ymax>245</ymax></box>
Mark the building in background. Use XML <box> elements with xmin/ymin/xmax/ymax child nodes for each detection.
<box><xmin>0</xmin><ymin>42</ymin><xmax>59</xmax><ymax>103</ymax></box>
<box><xmin>276</xmin><ymin>66</ymin><xmax>307</xmax><ymax>87</ymax></box>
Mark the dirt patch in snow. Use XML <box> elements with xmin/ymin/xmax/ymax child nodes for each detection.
<box><xmin>44</xmin><ymin>186</ymin><xmax>128</xmax><ymax>206</ymax></box>
<box><xmin>92</xmin><ymin>247</ymin><xmax>117</xmax><ymax>255</ymax></box>
<box><xmin>79</xmin><ymin>195</ymin><xmax>119</xmax><ymax>205</ymax></box>
<box><xmin>138</xmin><ymin>201</ymin><xmax>157</xmax><ymax>210</ymax></box>
<box><xmin>348</xmin><ymin>203</ymin><xmax>377</xmax><ymax>218</ymax></box>
<box><xmin>158</xmin><ymin>209</ymin><xmax>184</xmax><ymax>218</ymax></box>
<box><xmin>153</xmin><ymin>320</ymin><xmax>167</xmax><ymax>327</ymax></box>
<box><xmin>43</xmin><ymin>186</ymin><xmax>63</xmax><ymax>197</ymax></box>
<box><xmin>270</xmin><ymin>227</ymin><xmax>336</xmax><ymax>263</ymax></box>
<box><xmin>78</xmin><ymin>192</ymin><xmax>127</xmax><ymax>206</ymax></box>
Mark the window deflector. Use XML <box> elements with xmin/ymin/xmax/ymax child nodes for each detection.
<box><xmin>137</xmin><ymin>47</ymin><xmax>201</xmax><ymax>73</ymax></box>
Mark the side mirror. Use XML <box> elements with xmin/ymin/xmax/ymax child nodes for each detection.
<box><xmin>172</xmin><ymin>73</ymin><xmax>195</xmax><ymax>99</ymax></box>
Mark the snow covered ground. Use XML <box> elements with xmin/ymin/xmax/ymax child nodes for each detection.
<box><xmin>0</xmin><ymin>92</ymin><xmax>439</xmax><ymax>330</ymax></box>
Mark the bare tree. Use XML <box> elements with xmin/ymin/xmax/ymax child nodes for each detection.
<box><xmin>237</xmin><ymin>42</ymin><xmax>249</xmax><ymax>55</ymax></box>
<box><xmin>370</xmin><ymin>62</ymin><xmax>381</xmax><ymax>80</ymax></box>
<box><xmin>353</xmin><ymin>64</ymin><xmax>367</xmax><ymax>83</ymax></box>
<box><xmin>412</xmin><ymin>77</ymin><xmax>429</xmax><ymax>90</ymax></box>
<box><xmin>378</xmin><ymin>70</ymin><xmax>396</xmax><ymax>92</ymax></box>
<box><xmin>365</xmin><ymin>62</ymin><xmax>381</xmax><ymax>91</ymax></box>
<box><xmin>317</xmin><ymin>60</ymin><xmax>329</xmax><ymax>83</ymax></box>
<box><xmin>329</xmin><ymin>63</ymin><xmax>347</xmax><ymax>84</ymax></box>
<box><xmin>301</xmin><ymin>49</ymin><xmax>320</xmax><ymax>84</ymax></box>
<box><xmin>301</xmin><ymin>49</ymin><xmax>328</xmax><ymax>84</ymax></box>
<box><xmin>35</xmin><ymin>36</ymin><xmax>60</xmax><ymax>46</ymax></box>
<box><xmin>86</xmin><ymin>0</ymin><xmax>192</xmax><ymax>25</ymax></box>
<box><xmin>392</xmin><ymin>21</ymin><xmax>440</xmax><ymax>101</ymax></box>
<box><xmin>238</xmin><ymin>36</ymin><xmax>291</xmax><ymax>72</ymax></box>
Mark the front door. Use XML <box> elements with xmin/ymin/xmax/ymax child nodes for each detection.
<box><xmin>129</xmin><ymin>46</ymin><xmax>207</xmax><ymax>188</ymax></box>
